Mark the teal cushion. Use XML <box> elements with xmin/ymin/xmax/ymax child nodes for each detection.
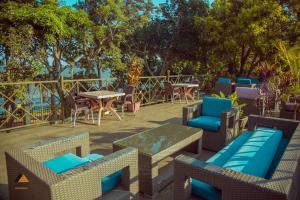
<box><xmin>217</xmin><ymin>77</ymin><xmax>231</xmax><ymax>84</ymax></box>
<box><xmin>265</xmin><ymin>138</ymin><xmax>289</xmax><ymax>179</ymax></box>
<box><xmin>223</xmin><ymin>127</ymin><xmax>282</xmax><ymax>177</ymax></box>
<box><xmin>249</xmin><ymin>77</ymin><xmax>259</xmax><ymax>84</ymax></box>
<box><xmin>192</xmin><ymin>179</ymin><xmax>221</xmax><ymax>200</ymax></box>
<box><xmin>192</xmin><ymin>128</ymin><xmax>283</xmax><ymax>199</ymax></box>
<box><xmin>192</xmin><ymin>131</ymin><xmax>252</xmax><ymax>200</ymax></box>
<box><xmin>237</xmin><ymin>78</ymin><xmax>252</xmax><ymax>84</ymax></box>
<box><xmin>187</xmin><ymin>116</ymin><xmax>221</xmax><ymax>132</ymax></box>
<box><xmin>43</xmin><ymin>153</ymin><xmax>90</xmax><ymax>174</ymax></box>
<box><xmin>202</xmin><ymin>96</ymin><xmax>232</xmax><ymax>117</ymax></box>
<box><xmin>44</xmin><ymin>153</ymin><xmax>122</xmax><ymax>194</ymax></box>
<box><xmin>207</xmin><ymin>131</ymin><xmax>253</xmax><ymax>166</ymax></box>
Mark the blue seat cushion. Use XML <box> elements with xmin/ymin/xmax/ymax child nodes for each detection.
<box><xmin>43</xmin><ymin>153</ymin><xmax>90</xmax><ymax>174</ymax></box>
<box><xmin>43</xmin><ymin>153</ymin><xmax>122</xmax><ymax>194</ymax></box>
<box><xmin>202</xmin><ymin>96</ymin><xmax>232</xmax><ymax>117</ymax></box>
<box><xmin>192</xmin><ymin>179</ymin><xmax>221</xmax><ymax>200</ymax></box>
<box><xmin>222</xmin><ymin>127</ymin><xmax>282</xmax><ymax>177</ymax></box>
<box><xmin>187</xmin><ymin>116</ymin><xmax>221</xmax><ymax>132</ymax></box>
<box><xmin>237</xmin><ymin>78</ymin><xmax>252</xmax><ymax>84</ymax></box>
<box><xmin>265</xmin><ymin>138</ymin><xmax>289</xmax><ymax>179</ymax></box>
<box><xmin>217</xmin><ymin>77</ymin><xmax>231</xmax><ymax>84</ymax></box>
<box><xmin>207</xmin><ymin>131</ymin><xmax>253</xmax><ymax>166</ymax></box>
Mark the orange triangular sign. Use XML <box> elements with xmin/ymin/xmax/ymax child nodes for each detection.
<box><xmin>17</xmin><ymin>175</ymin><xmax>29</xmax><ymax>183</ymax></box>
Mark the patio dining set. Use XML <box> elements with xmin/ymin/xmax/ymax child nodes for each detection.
<box><xmin>4</xmin><ymin>76</ymin><xmax>300</xmax><ymax>200</ymax></box>
<box><xmin>67</xmin><ymin>80</ymin><xmax>203</xmax><ymax>127</ymax></box>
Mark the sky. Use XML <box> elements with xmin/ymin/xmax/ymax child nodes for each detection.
<box><xmin>62</xmin><ymin>0</ymin><xmax>164</xmax><ymax>7</ymax></box>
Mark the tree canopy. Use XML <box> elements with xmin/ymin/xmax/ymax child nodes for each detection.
<box><xmin>0</xmin><ymin>0</ymin><xmax>299</xmax><ymax>81</ymax></box>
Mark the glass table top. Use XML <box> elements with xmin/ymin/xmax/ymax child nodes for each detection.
<box><xmin>114</xmin><ymin>123</ymin><xmax>202</xmax><ymax>156</ymax></box>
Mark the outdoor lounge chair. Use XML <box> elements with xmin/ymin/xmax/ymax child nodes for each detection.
<box><xmin>182</xmin><ymin>96</ymin><xmax>239</xmax><ymax>151</ymax></box>
<box><xmin>236</xmin><ymin>87</ymin><xmax>263</xmax><ymax>116</ymax></box>
<box><xmin>174</xmin><ymin>115</ymin><xmax>300</xmax><ymax>200</ymax></box>
<box><xmin>280</xmin><ymin>102</ymin><xmax>300</xmax><ymax>120</ymax></box>
<box><xmin>5</xmin><ymin>132</ymin><xmax>139</xmax><ymax>200</ymax></box>
<box><xmin>214</xmin><ymin>77</ymin><xmax>233</xmax><ymax>96</ymax></box>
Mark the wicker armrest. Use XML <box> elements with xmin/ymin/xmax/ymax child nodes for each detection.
<box><xmin>182</xmin><ymin>103</ymin><xmax>202</xmax><ymax>125</ymax></box>
<box><xmin>174</xmin><ymin>154</ymin><xmax>284</xmax><ymax>200</ymax></box>
<box><xmin>22</xmin><ymin>132</ymin><xmax>90</xmax><ymax>162</ymax></box>
<box><xmin>54</xmin><ymin>147</ymin><xmax>139</xmax><ymax>199</ymax></box>
<box><xmin>220</xmin><ymin>108</ymin><xmax>239</xmax><ymax>132</ymax></box>
<box><xmin>248</xmin><ymin>115</ymin><xmax>300</xmax><ymax>138</ymax></box>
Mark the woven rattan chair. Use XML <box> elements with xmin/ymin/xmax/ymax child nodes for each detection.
<box><xmin>182</xmin><ymin>97</ymin><xmax>239</xmax><ymax>152</ymax></box>
<box><xmin>174</xmin><ymin>115</ymin><xmax>300</xmax><ymax>200</ymax></box>
<box><xmin>114</xmin><ymin>85</ymin><xmax>136</xmax><ymax>117</ymax></box>
<box><xmin>236</xmin><ymin>87</ymin><xmax>263</xmax><ymax>116</ymax></box>
<box><xmin>214</xmin><ymin>77</ymin><xmax>233</xmax><ymax>96</ymax></box>
<box><xmin>164</xmin><ymin>81</ymin><xmax>181</xmax><ymax>103</ymax></box>
<box><xmin>5</xmin><ymin>132</ymin><xmax>139</xmax><ymax>200</ymax></box>
<box><xmin>280</xmin><ymin>102</ymin><xmax>300</xmax><ymax>120</ymax></box>
<box><xmin>65</xmin><ymin>93</ymin><xmax>94</xmax><ymax>127</ymax></box>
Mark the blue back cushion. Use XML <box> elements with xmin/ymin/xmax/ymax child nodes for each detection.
<box><xmin>222</xmin><ymin>128</ymin><xmax>282</xmax><ymax>177</ymax></box>
<box><xmin>237</xmin><ymin>78</ymin><xmax>252</xmax><ymax>84</ymax></box>
<box><xmin>43</xmin><ymin>153</ymin><xmax>90</xmax><ymax>174</ymax></box>
<box><xmin>249</xmin><ymin>77</ymin><xmax>259</xmax><ymax>84</ymax></box>
<box><xmin>187</xmin><ymin>116</ymin><xmax>221</xmax><ymax>132</ymax></box>
<box><xmin>217</xmin><ymin>77</ymin><xmax>231</xmax><ymax>84</ymax></box>
<box><xmin>44</xmin><ymin>153</ymin><xmax>122</xmax><ymax>194</ymax></box>
<box><xmin>202</xmin><ymin>96</ymin><xmax>232</xmax><ymax>117</ymax></box>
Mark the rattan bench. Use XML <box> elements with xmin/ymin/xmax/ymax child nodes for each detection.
<box><xmin>174</xmin><ymin>115</ymin><xmax>300</xmax><ymax>200</ymax></box>
<box><xmin>5</xmin><ymin>132</ymin><xmax>139</xmax><ymax>200</ymax></box>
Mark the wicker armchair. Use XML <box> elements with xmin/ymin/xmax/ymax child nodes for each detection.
<box><xmin>182</xmin><ymin>97</ymin><xmax>239</xmax><ymax>152</ymax></box>
<box><xmin>5</xmin><ymin>133</ymin><xmax>139</xmax><ymax>200</ymax></box>
<box><xmin>163</xmin><ymin>81</ymin><xmax>181</xmax><ymax>103</ymax></box>
<box><xmin>114</xmin><ymin>85</ymin><xmax>136</xmax><ymax>117</ymax></box>
<box><xmin>214</xmin><ymin>77</ymin><xmax>233</xmax><ymax>96</ymax></box>
<box><xmin>236</xmin><ymin>87</ymin><xmax>263</xmax><ymax>116</ymax></box>
<box><xmin>65</xmin><ymin>93</ymin><xmax>94</xmax><ymax>127</ymax></box>
<box><xmin>174</xmin><ymin>115</ymin><xmax>300</xmax><ymax>200</ymax></box>
<box><xmin>280</xmin><ymin>102</ymin><xmax>300</xmax><ymax>120</ymax></box>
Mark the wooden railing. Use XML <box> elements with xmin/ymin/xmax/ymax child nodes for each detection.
<box><xmin>0</xmin><ymin>75</ymin><xmax>194</xmax><ymax>131</ymax></box>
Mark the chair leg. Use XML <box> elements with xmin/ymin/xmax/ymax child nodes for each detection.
<box><xmin>91</xmin><ymin>109</ymin><xmax>95</xmax><ymax>124</ymax></box>
<box><xmin>73</xmin><ymin>112</ymin><xmax>77</xmax><ymax>127</ymax></box>
<box><xmin>171</xmin><ymin>95</ymin><xmax>174</xmax><ymax>104</ymax></box>
<box><xmin>70</xmin><ymin>111</ymin><xmax>73</xmax><ymax>122</ymax></box>
<box><xmin>121</xmin><ymin>105</ymin><xmax>125</xmax><ymax>118</ymax></box>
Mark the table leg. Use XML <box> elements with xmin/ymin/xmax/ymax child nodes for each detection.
<box><xmin>139</xmin><ymin>156</ymin><xmax>159</xmax><ymax>197</ymax></box>
<box><xmin>105</xmin><ymin>98</ymin><xmax>122</xmax><ymax>121</ymax></box>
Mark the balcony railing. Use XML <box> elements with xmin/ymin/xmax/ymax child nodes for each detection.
<box><xmin>0</xmin><ymin>75</ymin><xmax>194</xmax><ymax>131</ymax></box>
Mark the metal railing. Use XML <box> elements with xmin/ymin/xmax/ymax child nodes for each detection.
<box><xmin>0</xmin><ymin>75</ymin><xmax>194</xmax><ymax>131</ymax></box>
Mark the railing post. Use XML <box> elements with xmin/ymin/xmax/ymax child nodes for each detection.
<box><xmin>60</xmin><ymin>76</ymin><xmax>65</xmax><ymax>123</ymax></box>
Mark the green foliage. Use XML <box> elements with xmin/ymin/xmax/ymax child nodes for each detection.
<box><xmin>212</xmin><ymin>91</ymin><xmax>246</xmax><ymax>117</ymax></box>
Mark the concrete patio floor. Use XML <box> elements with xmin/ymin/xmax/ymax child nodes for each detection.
<box><xmin>0</xmin><ymin>101</ymin><xmax>213</xmax><ymax>200</ymax></box>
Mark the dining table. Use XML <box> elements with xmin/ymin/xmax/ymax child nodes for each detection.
<box><xmin>171</xmin><ymin>83</ymin><xmax>199</xmax><ymax>103</ymax></box>
<box><xmin>78</xmin><ymin>90</ymin><xmax>125</xmax><ymax>126</ymax></box>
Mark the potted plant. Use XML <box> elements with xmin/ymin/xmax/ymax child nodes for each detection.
<box><xmin>212</xmin><ymin>92</ymin><xmax>247</xmax><ymax>131</ymax></box>
<box><xmin>127</xmin><ymin>56</ymin><xmax>143</xmax><ymax>113</ymax></box>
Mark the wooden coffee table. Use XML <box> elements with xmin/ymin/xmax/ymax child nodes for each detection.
<box><xmin>113</xmin><ymin>123</ymin><xmax>203</xmax><ymax>197</ymax></box>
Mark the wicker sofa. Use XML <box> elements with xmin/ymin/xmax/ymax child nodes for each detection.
<box><xmin>182</xmin><ymin>96</ymin><xmax>239</xmax><ymax>152</ymax></box>
<box><xmin>174</xmin><ymin>115</ymin><xmax>300</xmax><ymax>200</ymax></box>
<box><xmin>5</xmin><ymin>133</ymin><xmax>139</xmax><ymax>200</ymax></box>
<box><xmin>280</xmin><ymin>102</ymin><xmax>300</xmax><ymax>120</ymax></box>
<box><xmin>236</xmin><ymin>87</ymin><xmax>263</xmax><ymax>116</ymax></box>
